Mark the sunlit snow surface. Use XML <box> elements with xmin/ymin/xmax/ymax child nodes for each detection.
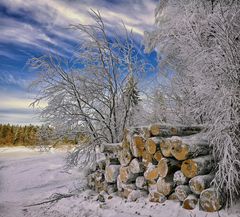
<box><xmin>0</xmin><ymin>147</ymin><xmax>239</xmax><ymax>217</ymax></box>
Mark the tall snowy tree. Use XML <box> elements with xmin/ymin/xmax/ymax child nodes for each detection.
<box><xmin>145</xmin><ymin>0</ymin><xmax>240</xmax><ymax>206</ymax></box>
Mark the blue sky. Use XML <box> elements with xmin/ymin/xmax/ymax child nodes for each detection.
<box><xmin>0</xmin><ymin>0</ymin><xmax>158</xmax><ymax>125</ymax></box>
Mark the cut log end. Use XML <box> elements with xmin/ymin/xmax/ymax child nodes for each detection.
<box><xmin>145</xmin><ymin>138</ymin><xmax>157</xmax><ymax>154</ymax></box>
<box><xmin>182</xmin><ymin>194</ymin><xmax>198</xmax><ymax>210</ymax></box>
<box><xmin>156</xmin><ymin>176</ymin><xmax>174</xmax><ymax>196</ymax></box>
<box><xmin>149</xmin><ymin>192</ymin><xmax>167</xmax><ymax>203</ymax></box>
<box><xmin>160</xmin><ymin>139</ymin><xmax>173</xmax><ymax>157</ymax></box>
<box><xmin>189</xmin><ymin>175</ymin><xmax>214</xmax><ymax>195</ymax></box>
<box><xmin>175</xmin><ymin>185</ymin><xmax>191</xmax><ymax>201</ymax></box>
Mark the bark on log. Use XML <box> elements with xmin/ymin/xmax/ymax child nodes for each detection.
<box><xmin>130</xmin><ymin>135</ymin><xmax>145</xmax><ymax>157</ymax></box>
<box><xmin>170</xmin><ymin>135</ymin><xmax>209</xmax><ymax>160</ymax></box>
<box><xmin>175</xmin><ymin>185</ymin><xmax>192</xmax><ymax>201</ymax></box>
<box><xmin>145</xmin><ymin>137</ymin><xmax>160</xmax><ymax>154</ymax></box>
<box><xmin>105</xmin><ymin>165</ymin><xmax>120</xmax><ymax>183</ymax></box>
<box><xmin>149</xmin><ymin>192</ymin><xmax>167</xmax><ymax>203</ymax></box>
<box><xmin>159</xmin><ymin>138</ymin><xmax>173</xmax><ymax>157</ymax></box>
<box><xmin>140</xmin><ymin>126</ymin><xmax>151</xmax><ymax>139</ymax></box>
<box><xmin>119</xmin><ymin>166</ymin><xmax>139</xmax><ymax>183</ymax></box>
<box><xmin>181</xmin><ymin>155</ymin><xmax>214</xmax><ymax>178</ymax></box>
<box><xmin>156</xmin><ymin>176</ymin><xmax>175</xmax><ymax>196</ymax></box>
<box><xmin>158</xmin><ymin>158</ymin><xmax>181</xmax><ymax>178</ymax></box>
<box><xmin>118</xmin><ymin>148</ymin><xmax>132</xmax><ymax>166</ymax></box>
<box><xmin>173</xmin><ymin>170</ymin><xmax>189</xmax><ymax>185</ymax></box>
<box><xmin>153</xmin><ymin>150</ymin><xmax>163</xmax><ymax>162</ymax></box>
<box><xmin>144</xmin><ymin>163</ymin><xmax>159</xmax><ymax>181</ymax></box>
<box><xmin>199</xmin><ymin>188</ymin><xmax>223</xmax><ymax>212</ymax></box>
<box><xmin>168</xmin><ymin>192</ymin><xmax>179</xmax><ymax>201</ymax></box>
<box><xmin>100</xmin><ymin>143</ymin><xmax>122</xmax><ymax>153</ymax></box>
<box><xmin>142</xmin><ymin>151</ymin><xmax>153</xmax><ymax>167</ymax></box>
<box><xmin>129</xmin><ymin>158</ymin><xmax>145</xmax><ymax>174</ymax></box>
<box><xmin>149</xmin><ymin>124</ymin><xmax>203</xmax><ymax>137</ymax></box>
<box><xmin>182</xmin><ymin>194</ymin><xmax>198</xmax><ymax>210</ymax></box>
<box><xmin>189</xmin><ymin>174</ymin><xmax>214</xmax><ymax>195</ymax></box>
<box><xmin>135</xmin><ymin>176</ymin><xmax>147</xmax><ymax>190</ymax></box>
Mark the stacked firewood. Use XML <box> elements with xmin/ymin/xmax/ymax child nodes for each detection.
<box><xmin>87</xmin><ymin>124</ymin><xmax>223</xmax><ymax>212</ymax></box>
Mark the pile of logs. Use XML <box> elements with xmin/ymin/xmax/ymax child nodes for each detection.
<box><xmin>87</xmin><ymin>124</ymin><xmax>223</xmax><ymax>212</ymax></box>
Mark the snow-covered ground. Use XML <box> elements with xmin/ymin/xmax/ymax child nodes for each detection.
<box><xmin>0</xmin><ymin>147</ymin><xmax>239</xmax><ymax>217</ymax></box>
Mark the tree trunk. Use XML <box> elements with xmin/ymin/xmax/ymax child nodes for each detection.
<box><xmin>145</xmin><ymin>137</ymin><xmax>160</xmax><ymax>154</ymax></box>
<box><xmin>181</xmin><ymin>155</ymin><xmax>214</xmax><ymax>178</ymax></box>
<box><xmin>199</xmin><ymin>188</ymin><xmax>223</xmax><ymax>212</ymax></box>
<box><xmin>156</xmin><ymin>176</ymin><xmax>175</xmax><ymax>196</ymax></box>
<box><xmin>157</xmin><ymin>158</ymin><xmax>181</xmax><ymax>178</ymax></box>
<box><xmin>119</xmin><ymin>166</ymin><xmax>139</xmax><ymax>183</ymax></box>
<box><xmin>130</xmin><ymin>134</ymin><xmax>145</xmax><ymax>157</ymax></box>
<box><xmin>149</xmin><ymin>124</ymin><xmax>203</xmax><ymax>137</ymax></box>
<box><xmin>105</xmin><ymin>165</ymin><xmax>120</xmax><ymax>183</ymax></box>
<box><xmin>100</xmin><ymin>142</ymin><xmax>122</xmax><ymax>153</ymax></box>
<box><xmin>129</xmin><ymin>158</ymin><xmax>145</xmax><ymax>174</ymax></box>
<box><xmin>182</xmin><ymin>194</ymin><xmax>198</xmax><ymax>210</ymax></box>
<box><xmin>175</xmin><ymin>185</ymin><xmax>192</xmax><ymax>201</ymax></box>
<box><xmin>144</xmin><ymin>163</ymin><xmax>159</xmax><ymax>181</ymax></box>
<box><xmin>189</xmin><ymin>174</ymin><xmax>214</xmax><ymax>195</ymax></box>
<box><xmin>159</xmin><ymin>138</ymin><xmax>173</xmax><ymax>157</ymax></box>
<box><xmin>173</xmin><ymin>170</ymin><xmax>189</xmax><ymax>185</ymax></box>
<box><xmin>135</xmin><ymin>176</ymin><xmax>147</xmax><ymax>190</ymax></box>
<box><xmin>170</xmin><ymin>135</ymin><xmax>209</xmax><ymax>160</ymax></box>
<box><xmin>153</xmin><ymin>150</ymin><xmax>163</xmax><ymax>162</ymax></box>
<box><xmin>118</xmin><ymin>147</ymin><xmax>132</xmax><ymax>166</ymax></box>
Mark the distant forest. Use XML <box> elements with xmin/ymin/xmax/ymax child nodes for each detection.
<box><xmin>0</xmin><ymin>124</ymin><xmax>77</xmax><ymax>147</ymax></box>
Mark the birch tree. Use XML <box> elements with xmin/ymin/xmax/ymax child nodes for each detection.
<box><xmin>145</xmin><ymin>0</ymin><xmax>240</xmax><ymax>206</ymax></box>
<box><xmin>29</xmin><ymin>10</ymin><xmax>149</xmax><ymax>165</ymax></box>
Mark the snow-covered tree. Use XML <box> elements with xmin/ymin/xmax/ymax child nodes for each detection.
<box><xmin>29</xmin><ymin>10</ymin><xmax>149</xmax><ymax>166</ymax></box>
<box><xmin>145</xmin><ymin>0</ymin><xmax>240</xmax><ymax>206</ymax></box>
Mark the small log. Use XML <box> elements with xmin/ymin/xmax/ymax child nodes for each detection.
<box><xmin>121</xmin><ymin>183</ymin><xmax>137</xmax><ymax>198</ymax></box>
<box><xmin>127</xmin><ymin>190</ymin><xmax>147</xmax><ymax>202</ymax></box>
<box><xmin>129</xmin><ymin>158</ymin><xmax>145</xmax><ymax>174</ymax></box>
<box><xmin>142</xmin><ymin>151</ymin><xmax>153</xmax><ymax>167</ymax></box>
<box><xmin>119</xmin><ymin>166</ymin><xmax>139</xmax><ymax>183</ymax></box>
<box><xmin>130</xmin><ymin>135</ymin><xmax>145</xmax><ymax>157</ymax></box>
<box><xmin>100</xmin><ymin>142</ymin><xmax>122</xmax><ymax>153</ymax></box>
<box><xmin>182</xmin><ymin>194</ymin><xmax>198</xmax><ymax>210</ymax></box>
<box><xmin>156</xmin><ymin>176</ymin><xmax>175</xmax><ymax>196</ymax></box>
<box><xmin>158</xmin><ymin>158</ymin><xmax>181</xmax><ymax>178</ymax></box>
<box><xmin>149</xmin><ymin>192</ymin><xmax>167</xmax><ymax>203</ymax></box>
<box><xmin>153</xmin><ymin>150</ymin><xmax>163</xmax><ymax>162</ymax></box>
<box><xmin>175</xmin><ymin>185</ymin><xmax>192</xmax><ymax>201</ymax></box>
<box><xmin>149</xmin><ymin>124</ymin><xmax>203</xmax><ymax>137</ymax></box>
<box><xmin>118</xmin><ymin>148</ymin><xmax>132</xmax><ymax>166</ymax></box>
<box><xmin>105</xmin><ymin>165</ymin><xmax>120</xmax><ymax>183</ymax></box>
<box><xmin>199</xmin><ymin>188</ymin><xmax>223</xmax><ymax>212</ymax></box>
<box><xmin>170</xmin><ymin>135</ymin><xmax>209</xmax><ymax>160</ymax></box>
<box><xmin>145</xmin><ymin>137</ymin><xmax>160</xmax><ymax>154</ymax></box>
<box><xmin>135</xmin><ymin>176</ymin><xmax>147</xmax><ymax>190</ymax></box>
<box><xmin>144</xmin><ymin>163</ymin><xmax>159</xmax><ymax>181</ymax></box>
<box><xmin>173</xmin><ymin>170</ymin><xmax>189</xmax><ymax>185</ymax></box>
<box><xmin>140</xmin><ymin>126</ymin><xmax>151</xmax><ymax>139</ymax></box>
<box><xmin>168</xmin><ymin>192</ymin><xmax>179</xmax><ymax>201</ymax></box>
<box><xmin>159</xmin><ymin>138</ymin><xmax>173</xmax><ymax>157</ymax></box>
<box><xmin>148</xmin><ymin>182</ymin><xmax>157</xmax><ymax>194</ymax></box>
<box><xmin>189</xmin><ymin>174</ymin><xmax>214</xmax><ymax>195</ymax></box>
<box><xmin>181</xmin><ymin>155</ymin><xmax>214</xmax><ymax>178</ymax></box>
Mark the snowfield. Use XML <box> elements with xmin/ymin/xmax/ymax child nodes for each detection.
<box><xmin>0</xmin><ymin>147</ymin><xmax>239</xmax><ymax>217</ymax></box>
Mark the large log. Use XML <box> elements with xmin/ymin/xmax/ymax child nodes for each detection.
<box><xmin>130</xmin><ymin>135</ymin><xmax>145</xmax><ymax>157</ymax></box>
<box><xmin>144</xmin><ymin>163</ymin><xmax>159</xmax><ymax>181</ymax></box>
<box><xmin>145</xmin><ymin>137</ymin><xmax>160</xmax><ymax>154</ymax></box>
<box><xmin>159</xmin><ymin>138</ymin><xmax>173</xmax><ymax>157</ymax></box>
<box><xmin>175</xmin><ymin>185</ymin><xmax>192</xmax><ymax>201</ymax></box>
<box><xmin>142</xmin><ymin>151</ymin><xmax>153</xmax><ymax>167</ymax></box>
<box><xmin>170</xmin><ymin>135</ymin><xmax>209</xmax><ymax>160</ymax></box>
<box><xmin>149</xmin><ymin>124</ymin><xmax>203</xmax><ymax>137</ymax></box>
<box><xmin>182</xmin><ymin>194</ymin><xmax>198</xmax><ymax>210</ymax></box>
<box><xmin>118</xmin><ymin>147</ymin><xmax>132</xmax><ymax>166</ymax></box>
<box><xmin>158</xmin><ymin>158</ymin><xmax>181</xmax><ymax>178</ymax></box>
<box><xmin>181</xmin><ymin>155</ymin><xmax>214</xmax><ymax>178</ymax></box>
<box><xmin>129</xmin><ymin>158</ymin><xmax>145</xmax><ymax>174</ymax></box>
<box><xmin>119</xmin><ymin>166</ymin><xmax>139</xmax><ymax>183</ymax></box>
<box><xmin>189</xmin><ymin>174</ymin><xmax>214</xmax><ymax>195</ymax></box>
<box><xmin>156</xmin><ymin>176</ymin><xmax>175</xmax><ymax>196</ymax></box>
<box><xmin>199</xmin><ymin>188</ymin><xmax>223</xmax><ymax>212</ymax></box>
<box><xmin>173</xmin><ymin>170</ymin><xmax>189</xmax><ymax>185</ymax></box>
<box><xmin>105</xmin><ymin>165</ymin><xmax>120</xmax><ymax>183</ymax></box>
<box><xmin>153</xmin><ymin>150</ymin><xmax>163</xmax><ymax>162</ymax></box>
<box><xmin>100</xmin><ymin>142</ymin><xmax>122</xmax><ymax>153</ymax></box>
<box><xmin>135</xmin><ymin>176</ymin><xmax>147</xmax><ymax>190</ymax></box>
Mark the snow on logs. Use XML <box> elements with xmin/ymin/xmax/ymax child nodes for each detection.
<box><xmin>87</xmin><ymin>123</ymin><xmax>222</xmax><ymax>212</ymax></box>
